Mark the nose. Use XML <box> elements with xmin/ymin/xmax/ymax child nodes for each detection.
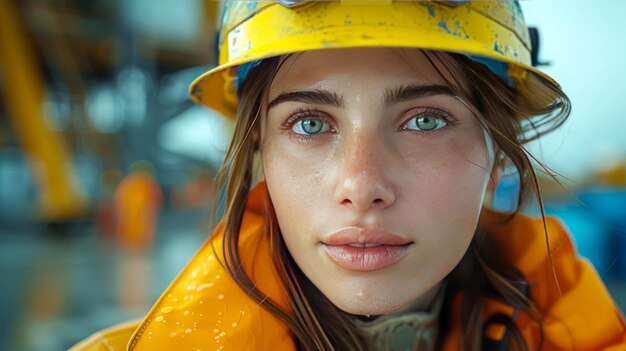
<box><xmin>332</xmin><ymin>130</ymin><xmax>396</xmax><ymax>212</ymax></box>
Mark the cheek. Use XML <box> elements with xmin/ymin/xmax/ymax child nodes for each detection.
<box><xmin>399</xmin><ymin>135</ymin><xmax>491</xmax><ymax>237</ymax></box>
<box><xmin>415</xmin><ymin>148</ymin><xmax>488</xmax><ymax>209</ymax></box>
<box><xmin>261</xmin><ymin>142</ymin><xmax>327</xmax><ymax>243</ymax></box>
<box><xmin>395</xmin><ymin>137</ymin><xmax>489</xmax><ymax>284</ymax></box>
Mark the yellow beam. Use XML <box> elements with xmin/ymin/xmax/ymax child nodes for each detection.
<box><xmin>0</xmin><ymin>0</ymin><xmax>87</xmax><ymax>221</ymax></box>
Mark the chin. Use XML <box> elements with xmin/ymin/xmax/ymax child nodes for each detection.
<box><xmin>329</xmin><ymin>295</ymin><xmax>409</xmax><ymax>316</ymax></box>
<box><xmin>317</xmin><ymin>278</ymin><xmax>440</xmax><ymax>317</ymax></box>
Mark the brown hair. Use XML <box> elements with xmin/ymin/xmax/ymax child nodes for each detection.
<box><xmin>212</xmin><ymin>50</ymin><xmax>570</xmax><ymax>350</ymax></box>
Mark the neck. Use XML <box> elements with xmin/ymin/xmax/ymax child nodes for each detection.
<box><xmin>354</xmin><ymin>283</ymin><xmax>446</xmax><ymax>351</ymax></box>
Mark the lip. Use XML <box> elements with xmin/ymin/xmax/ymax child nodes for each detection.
<box><xmin>321</xmin><ymin>227</ymin><xmax>413</xmax><ymax>272</ymax></box>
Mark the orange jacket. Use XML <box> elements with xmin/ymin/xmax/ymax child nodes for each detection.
<box><xmin>71</xmin><ymin>182</ymin><xmax>626</xmax><ymax>350</ymax></box>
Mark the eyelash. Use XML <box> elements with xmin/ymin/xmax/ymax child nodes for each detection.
<box><xmin>281</xmin><ymin>107</ymin><xmax>335</xmax><ymax>142</ymax></box>
<box><xmin>398</xmin><ymin>108</ymin><xmax>458</xmax><ymax>134</ymax></box>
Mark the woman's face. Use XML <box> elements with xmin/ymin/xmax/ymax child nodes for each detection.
<box><xmin>260</xmin><ymin>48</ymin><xmax>494</xmax><ymax>315</ymax></box>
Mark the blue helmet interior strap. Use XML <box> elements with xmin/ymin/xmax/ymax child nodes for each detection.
<box><xmin>236</xmin><ymin>60</ymin><xmax>264</xmax><ymax>95</ymax></box>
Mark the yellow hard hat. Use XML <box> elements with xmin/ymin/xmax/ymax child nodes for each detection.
<box><xmin>190</xmin><ymin>0</ymin><xmax>557</xmax><ymax>118</ymax></box>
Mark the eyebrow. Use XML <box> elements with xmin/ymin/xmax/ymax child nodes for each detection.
<box><xmin>268</xmin><ymin>90</ymin><xmax>344</xmax><ymax>109</ymax></box>
<box><xmin>267</xmin><ymin>84</ymin><xmax>456</xmax><ymax>110</ymax></box>
<box><xmin>383</xmin><ymin>84</ymin><xmax>456</xmax><ymax>106</ymax></box>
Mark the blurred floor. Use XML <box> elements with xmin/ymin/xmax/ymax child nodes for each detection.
<box><xmin>0</xmin><ymin>208</ymin><xmax>210</xmax><ymax>351</ymax></box>
<box><xmin>1</xmin><ymin>206</ymin><xmax>626</xmax><ymax>351</ymax></box>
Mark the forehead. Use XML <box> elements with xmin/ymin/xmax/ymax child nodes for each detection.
<box><xmin>269</xmin><ymin>48</ymin><xmax>466</xmax><ymax>96</ymax></box>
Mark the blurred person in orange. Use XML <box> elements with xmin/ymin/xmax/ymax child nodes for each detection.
<box><xmin>113</xmin><ymin>160</ymin><xmax>163</xmax><ymax>248</ymax></box>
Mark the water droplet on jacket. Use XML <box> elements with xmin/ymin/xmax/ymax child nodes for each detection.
<box><xmin>217</xmin><ymin>294</ymin><xmax>225</xmax><ymax>300</ymax></box>
<box><xmin>232</xmin><ymin>322</ymin><xmax>238</xmax><ymax>328</ymax></box>
<box><xmin>184</xmin><ymin>310</ymin><xmax>190</xmax><ymax>316</ymax></box>
<box><xmin>170</xmin><ymin>332</ymin><xmax>177</xmax><ymax>337</ymax></box>
<box><xmin>161</xmin><ymin>306</ymin><xmax>173</xmax><ymax>314</ymax></box>
<box><xmin>155</xmin><ymin>316</ymin><xmax>164</xmax><ymax>322</ymax></box>
<box><xmin>196</xmin><ymin>283</ymin><xmax>213</xmax><ymax>291</ymax></box>
<box><xmin>185</xmin><ymin>328</ymin><xmax>192</xmax><ymax>334</ymax></box>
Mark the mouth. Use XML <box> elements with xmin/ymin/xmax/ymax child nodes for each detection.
<box><xmin>345</xmin><ymin>243</ymin><xmax>385</xmax><ymax>248</ymax></box>
<box><xmin>320</xmin><ymin>227</ymin><xmax>413</xmax><ymax>272</ymax></box>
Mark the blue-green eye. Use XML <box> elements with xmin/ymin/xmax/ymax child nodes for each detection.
<box><xmin>404</xmin><ymin>115</ymin><xmax>448</xmax><ymax>131</ymax></box>
<box><xmin>292</xmin><ymin>117</ymin><xmax>330</xmax><ymax>135</ymax></box>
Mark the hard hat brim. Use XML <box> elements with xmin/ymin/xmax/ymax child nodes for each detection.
<box><xmin>190</xmin><ymin>2</ymin><xmax>557</xmax><ymax>118</ymax></box>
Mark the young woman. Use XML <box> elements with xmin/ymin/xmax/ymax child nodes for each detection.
<box><xmin>73</xmin><ymin>1</ymin><xmax>626</xmax><ymax>350</ymax></box>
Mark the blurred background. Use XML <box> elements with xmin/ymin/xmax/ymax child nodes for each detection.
<box><xmin>0</xmin><ymin>0</ymin><xmax>624</xmax><ymax>350</ymax></box>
